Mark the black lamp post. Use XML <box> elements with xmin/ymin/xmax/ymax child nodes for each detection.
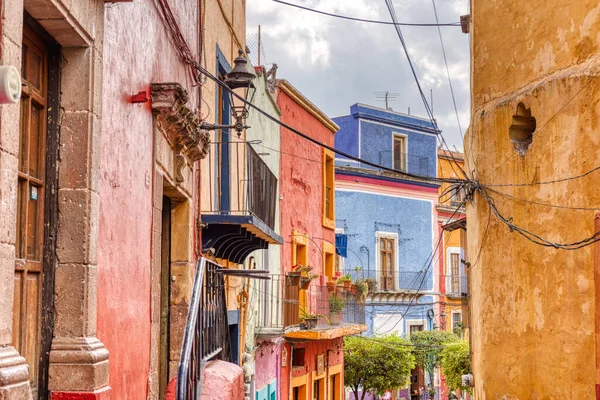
<box><xmin>201</xmin><ymin>49</ymin><xmax>256</xmax><ymax>136</ymax></box>
<box><xmin>440</xmin><ymin>309</ymin><xmax>447</xmax><ymax>330</ymax></box>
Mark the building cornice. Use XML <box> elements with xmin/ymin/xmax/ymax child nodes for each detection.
<box><xmin>277</xmin><ymin>80</ymin><xmax>339</xmax><ymax>133</ymax></box>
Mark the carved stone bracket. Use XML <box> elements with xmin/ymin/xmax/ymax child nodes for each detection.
<box><xmin>150</xmin><ymin>82</ymin><xmax>210</xmax><ymax>163</ymax></box>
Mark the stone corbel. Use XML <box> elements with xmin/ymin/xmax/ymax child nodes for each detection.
<box><xmin>150</xmin><ymin>82</ymin><xmax>210</xmax><ymax>163</ymax></box>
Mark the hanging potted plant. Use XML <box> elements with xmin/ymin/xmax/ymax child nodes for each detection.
<box><xmin>287</xmin><ymin>263</ymin><xmax>311</xmax><ymax>286</ymax></box>
<box><xmin>300</xmin><ymin>273</ymin><xmax>319</xmax><ymax>290</ymax></box>
<box><xmin>326</xmin><ymin>279</ymin><xmax>337</xmax><ymax>293</ymax></box>
<box><xmin>299</xmin><ymin>308</ymin><xmax>328</xmax><ymax>330</ymax></box>
<box><xmin>328</xmin><ymin>294</ymin><xmax>346</xmax><ymax>325</ymax></box>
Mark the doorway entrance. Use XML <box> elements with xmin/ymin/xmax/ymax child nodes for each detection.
<box><xmin>13</xmin><ymin>20</ymin><xmax>60</xmax><ymax>399</ymax></box>
<box><xmin>159</xmin><ymin>196</ymin><xmax>172</xmax><ymax>399</ymax></box>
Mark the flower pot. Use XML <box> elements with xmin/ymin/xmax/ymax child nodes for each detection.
<box><xmin>326</xmin><ymin>281</ymin><xmax>336</xmax><ymax>293</ymax></box>
<box><xmin>304</xmin><ymin>317</ymin><xmax>318</xmax><ymax>330</ymax></box>
<box><xmin>335</xmin><ymin>285</ymin><xmax>344</xmax><ymax>295</ymax></box>
<box><xmin>343</xmin><ymin>281</ymin><xmax>351</xmax><ymax>289</ymax></box>
<box><xmin>349</xmin><ymin>284</ymin><xmax>357</xmax><ymax>295</ymax></box>
<box><xmin>300</xmin><ymin>277</ymin><xmax>312</xmax><ymax>290</ymax></box>
<box><xmin>329</xmin><ymin>312</ymin><xmax>341</xmax><ymax>326</ymax></box>
<box><xmin>286</xmin><ymin>272</ymin><xmax>301</xmax><ymax>286</ymax></box>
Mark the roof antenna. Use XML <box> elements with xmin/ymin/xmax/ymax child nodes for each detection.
<box><xmin>430</xmin><ymin>89</ymin><xmax>434</xmax><ymax>115</ymax></box>
<box><xmin>375</xmin><ymin>91</ymin><xmax>398</xmax><ymax>110</ymax></box>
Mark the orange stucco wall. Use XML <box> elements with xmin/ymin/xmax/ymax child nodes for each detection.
<box><xmin>467</xmin><ymin>1</ymin><xmax>600</xmax><ymax>398</ymax></box>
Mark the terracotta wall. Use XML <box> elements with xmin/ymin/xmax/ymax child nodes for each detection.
<box><xmin>277</xmin><ymin>84</ymin><xmax>336</xmax><ymax>278</ymax></box>
<box><xmin>468</xmin><ymin>1</ymin><xmax>600</xmax><ymax>398</ymax></box>
<box><xmin>98</xmin><ymin>0</ymin><xmax>198</xmax><ymax>398</ymax></box>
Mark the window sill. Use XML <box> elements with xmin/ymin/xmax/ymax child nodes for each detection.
<box><xmin>322</xmin><ymin>216</ymin><xmax>335</xmax><ymax>230</ymax></box>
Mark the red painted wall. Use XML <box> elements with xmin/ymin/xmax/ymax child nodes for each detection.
<box><xmin>280</xmin><ymin>339</ymin><xmax>344</xmax><ymax>400</ymax></box>
<box><xmin>277</xmin><ymin>84</ymin><xmax>336</xmax><ymax>278</ymax></box>
<box><xmin>98</xmin><ymin>1</ymin><xmax>199</xmax><ymax>398</ymax></box>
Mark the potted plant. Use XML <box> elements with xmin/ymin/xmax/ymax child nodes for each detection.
<box><xmin>326</xmin><ymin>279</ymin><xmax>337</xmax><ymax>293</ymax></box>
<box><xmin>328</xmin><ymin>294</ymin><xmax>345</xmax><ymax>325</ymax></box>
<box><xmin>336</xmin><ymin>274</ymin><xmax>352</xmax><ymax>289</ymax></box>
<box><xmin>354</xmin><ymin>279</ymin><xmax>369</xmax><ymax>303</ymax></box>
<box><xmin>364</xmin><ymin>277</ymin><xmax>377</xmax><ymax>293</ymax></box>
<box><xmin>287</xmin><ymin>264</ymin><xmax>312</xmax><ymax>286</ymax></box>
<box><xmin>299</xmin><ymin>308</ymin><xmax>328</xmax><ymax>329</ymax></box>
<box><xmin>300</xmin><ymin>273</ymin><xmax>319</xmax><ymax>290</ymax></box>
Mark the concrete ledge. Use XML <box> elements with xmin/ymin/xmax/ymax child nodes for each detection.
<box><xmin>284</xmin><ymin>323</ymin><xmax>368</xmax><ymax>340</ymax></box>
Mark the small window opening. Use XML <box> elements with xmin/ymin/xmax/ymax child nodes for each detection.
<box><xmin>292</xmin><ymin>348</ymin><xmax>305</xmax><ymax>367</ymax></box>
<box><xmin>509</xmin><ymin>103</ymin><xmax>536</xmax><ymax>155</ymax></box>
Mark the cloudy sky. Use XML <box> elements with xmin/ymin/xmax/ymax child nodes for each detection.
<box><xmin>246</xmin><ymin>0</ymin><xmax>470</xmax><ymax>150</ymax></box>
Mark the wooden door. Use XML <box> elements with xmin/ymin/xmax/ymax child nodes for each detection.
<box><xmin>13</xmin><ymin>25</ymin><xmax>49</xmax><ymax>397</ymax></box>
<box><xmin>159</xmin><ymin>196</ymin><xmax>172</xmax><ymax>399</ymax></box>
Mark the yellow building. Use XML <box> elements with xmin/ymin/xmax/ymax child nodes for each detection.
<box><xmin>467</xmin><ymin>1</ymin><xmax>600</xmax><ymax>398</ymax></box>
<box><xmin>437</xmin><ymin>150</ymin><xmax>469</xmax><ymax>340</ymax></box>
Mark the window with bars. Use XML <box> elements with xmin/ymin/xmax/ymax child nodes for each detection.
<box><xmin>452</xmin><ymin>312</ymin><xmax>462</xmax><ymax>328</ymax></box>
<box><xmin>379</xmin><ymin>236</ymin><xmax>396</xmax><ymax>291</ymax></box>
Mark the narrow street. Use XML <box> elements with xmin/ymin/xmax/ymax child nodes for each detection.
<box><xmin>0</xmin><ymin>0</ymin><xmax>597</xmax><ymax>399</ymax></box>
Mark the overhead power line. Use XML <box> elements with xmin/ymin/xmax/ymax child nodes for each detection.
<box><xmin>272</xmin><ymin>0</ymin><xmax>461</xmax><ymax>27</ymax></box>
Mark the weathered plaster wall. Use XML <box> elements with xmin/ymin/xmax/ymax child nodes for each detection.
<box><xmin>99</xmin><ymin>0</ymin><xmax>198</xmax><ymax>398</ymax></box>
<box><xmin>468</xmin><ymin>2</ymin><xmax>600</xmax><ymax>398</ymax></box>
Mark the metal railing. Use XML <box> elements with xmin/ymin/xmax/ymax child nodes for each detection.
<box><xmin>309</xmin><ymin>285</ymin><xmax>366</xmax><ymax>327</ymax></box>
<box><xmin>335</xmin><ymin>151</ymin><xmax>433</xmax><ymax>177</ymax></box>
<box><xmin>177</xmin><ymin>258</ymin><xmax>231</xmax><ymax>400</ymax></box>
<box><xmin>343</xmin><ymin>269</ymin><xmax>433</xmax><ymax>293</ymax></box>
<box><xmin>257</xmin><ymin>274</ymin><xmax>286</xmax><ymax>329</ymax></box>
<box><xmin>204</xmin><ymin>141</ymin><xmax>277</xmax><ymax>230</ymax></box>
<box><xmin>443</xmin><ymin>275</ymin><xmax>469</xmax><ymax>297</ymax></box>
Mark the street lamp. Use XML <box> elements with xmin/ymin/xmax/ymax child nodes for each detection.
<box><xmin>440</xmin><ymin>309</ymin><xmax>447</xmax><ymax>330</ymax></box>
<box><xmin>200</xmin><ymin>49</ymin><xmax>256</xmax><ymax>136</ymax></box>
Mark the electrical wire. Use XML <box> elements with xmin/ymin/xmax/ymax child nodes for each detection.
<box><xmin>431</xmin><ymin>0</ymin><xmax>464</xmax><ymax>142</ymax></box>
<box><xmin>485</xmin><ymin>187</ymin><xmax>599</xmax><ymax>211</ymax></box>
<box><xmin>272</xmin><ymin>0</ymin><xmax>461</xmax><ymax>27</ymax></box>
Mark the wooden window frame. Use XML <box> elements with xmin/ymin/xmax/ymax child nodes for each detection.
<box><xmin>376</xmin><ymin>231</ymin><xmax>398</xmax><ymax>291</ymax></box>
<box><xmin>322</xmin><ymin>148</ymin><xmax>335</xmax><ymax>229</ymax></box>
<box><xmin>322</xmin><ymin>241</ymin><xmax>335</xmax><ymax>282</ymax></box>
<box><xmin>392</xmin><ymin>133</ymin><xmax>407</xmax><ymax>172</ymax></box>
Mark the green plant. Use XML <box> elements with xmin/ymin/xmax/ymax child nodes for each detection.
<box><xmin>364</xmin><ymin>277</ymin><xmax>377</xmax><ymax>292</ymax></box>
<box><xmin>453</xmin><ymin>322</ymin><xmax>465</xmax><ymax>339</ymax></box>
<box><xmin>293</xmin><ymin>264</ymin><xmax>313</xmax><ymax>274</ymax></box>
<box><xmin>328</xmin><ymin>294</ymin><xmax>346</xmax><ymax>313</ymax></box>
<box><xmin>299</xmin><ymin>307</ymin><xmax>329</xmax><ymax>324</ymax></box>
<box><xmin>354</xmin><ymin>279</ymin><xmax>369</xmax><ymax>303</ymax></box>
<box><xmin>307</xmin><ymin>273</ymin><xmax>319</xmax><ymax>281</ymax></box>
<box><xmin>440</xmin><ymin>341</ymin><xmax>471</xmax><ymax>394</ymax></box>
<box><xmin>344</xmin><ymin>334</ymin><xmax>415</xmax><ymax>399</ymax></box>
<box><xmin>410</xmin><ymin>330</ymin><xmax>460</xmax><ymax>393</ymax></box>
<box><xmin>336</xmin><ymin>274</ymin><xmax>352</xmax><ymax>284</ymax></box>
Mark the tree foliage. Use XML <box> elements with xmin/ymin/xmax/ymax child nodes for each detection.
<box><xmin>441</xmin><ymin>341</ymin><xmax>471</xmax><ymax>393</ymax></box>
<box><xmin>410</xmin><ymin>330</ymin><xmax>459</xmax><ymax>393</ymax></box>
<box><xmin>344</xmin><ymin>335</ymin><xmax>415</xmax><ymax>400</ymax></box>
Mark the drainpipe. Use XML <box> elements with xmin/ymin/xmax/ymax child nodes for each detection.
<box><xmin>595</xmin><ymin>212</ymin><xmax>600</xmax><ymax>400</ymax></box>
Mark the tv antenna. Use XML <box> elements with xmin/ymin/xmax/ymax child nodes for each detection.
<box><xmin>375</xmin><ymin>91</ymin><xmax>399</xmax><ymax>110</ymax></box>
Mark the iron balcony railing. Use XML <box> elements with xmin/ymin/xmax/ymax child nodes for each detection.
<box><xmin>310</xmin><ymin>285</ymin><xmax>366</xmax><ymax>326</ymax></box>
<box><xmin>335</xmin><ymin>151</ymin><xmax>432</xmax><ymax>178</ymax></box>
<box><xmin>443</xmin><ymin>275</ymin><xmax>469</xmax><ymax>297</ymax></box>
<box><xmin>177</xmin><ymin>258</ymin><xmax>231</xmax><ymax>400</ymax></box>
<box><xmin>343</xmin><ymin>269</ymin><xmax>433</xmax><ymax>293</ymax></box>
<box><xmin>204</xmin><ymin>141</ymin><xmax>277</xmax><ymax>230</ymax></box>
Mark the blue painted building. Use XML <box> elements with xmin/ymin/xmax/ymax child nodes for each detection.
<box><xmin>333</xmin><ymin>103</ymin><xmax>442</xmax><ymax>397</ymax></box>
<box><xmin>333</xmin><ymin>103</ymin><xmax>440</xmax><ymax>333</ymax></box>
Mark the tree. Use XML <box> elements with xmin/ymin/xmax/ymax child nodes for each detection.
<box><xmin>344</xmin><ymin>335</ymin><xmax>415</xmax><ymax>400</ymax></box>
<box><xmin>410</xmin><ymin>330</ymin><xmax>459</xmax><ymax>397</ymax></box>
<box><xmin>441</xmin><ymin>341</ymin><xmax>471</xmax><ymax>395</ymax></box>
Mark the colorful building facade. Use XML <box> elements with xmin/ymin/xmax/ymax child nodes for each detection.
<box><xmin>333</xmin><ymin>103</ymin><xmax>441</xmax><ymax>399</ymax></box>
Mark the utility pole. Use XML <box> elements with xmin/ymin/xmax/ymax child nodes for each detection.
<box><xmin>258</xmin><ymin>25</ymin><xmax>261</xmax><ymax>66</ymax></box>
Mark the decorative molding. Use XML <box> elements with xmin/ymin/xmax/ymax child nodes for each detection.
<box><xmin>49</xmin><ymin>337</ymin><xmax>109</xmax><ymax>392</ymax></box>
<box><xmin>151</xmin><ymin>82</ymin><xmax>210</xmax><ymax>163</ymax></box>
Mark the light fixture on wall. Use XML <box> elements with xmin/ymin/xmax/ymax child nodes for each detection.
<box><xmin>200</xmin><ymin>49</ymin><xmax>256</xmax><ymax>136</ymax></box>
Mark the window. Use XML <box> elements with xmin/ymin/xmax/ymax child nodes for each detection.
<box><xmin>377</xmin><ymin>232</ymin><xmax>398</xmax><ymax>291</ymax></box>
<box><xmin>322</xmin><ymin>149</ymin><xmax>335</xmax><ymax>229</ymax></box>
<box><xmin>329</xmin><ymin>373</ymin><xmax>341</xmax><ymax>400</ymax></box>
<box><xmin>410</xmin><ymin>324</ymin><xmax>424</xmax><ymax>335</ymax></box>
<box><xmin>406</xmin><ymin>319</ymin><xmax>426</xmax><ymax>337</ymax></box>
<box><xmin>452</xmin><ymin>312</ymin><xmax>462</xmax><ymax>328</ymax></box>
<box><xmin>393</xmin><ymin>134</ymin><xmax>407</xmax><ymax>171</ymax></box>
<box><xmin>313</xmin><ymin>378</ymin><xmax>324</xmax><ymax>400</ymax></box>
<box><xmin>450</xmin><ymin>253</ymin><xmax>460</xmax><ymax>294</ymax></box>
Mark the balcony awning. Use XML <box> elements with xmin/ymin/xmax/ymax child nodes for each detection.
<box><xmin>202</xmin><ymin>214</ymin><xmax>283</xmax><ymax>264</ymax></box>
<box><xmin>442</xmin><ymin>217</ymin><xmax>467</xmax><ymax>232</ymax></box>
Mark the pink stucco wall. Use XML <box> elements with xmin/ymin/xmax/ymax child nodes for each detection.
<box><xmin>98</xmin><ymin>1</ymin><xmax>199</xmax><ymax>398</ymax></box>
<box><xmin>254</xmin><ymin>341</ymin><xmax>282</xmax><ymax>391</ymax></box>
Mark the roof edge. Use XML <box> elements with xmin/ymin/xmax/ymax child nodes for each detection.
<box><xmin>277</xmin><ymin>80</ymin><xmax>339</xmax><ymax>133</ymax></box>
